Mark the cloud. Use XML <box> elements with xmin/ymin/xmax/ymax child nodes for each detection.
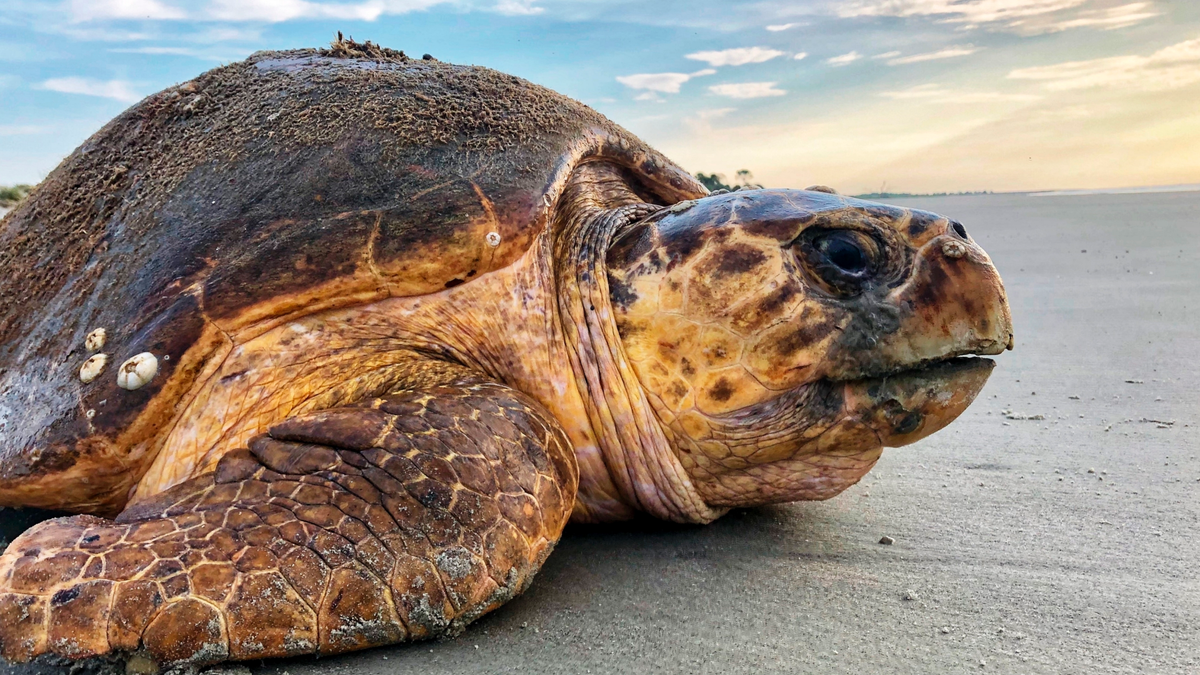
<box><xmin>825</xmin><ymin>51</ymin><xmax>862</xmax><ymax>66</ymax></box>
<box><xmin>206</xmin><ymin>0</ymin><xmax>446</xmax><ymax>23</ymax></box>
<box><xmin>69</xmin><ymin>0</ymin><xmax>186</xmax><ymax>22</ymax></box>
<box><xmin>0</xmin><ymin>125</ymin><xmax>52</xmax><ymax>136</ymax></box>
<box><xmin>709</xmin><ymin>82</ymin><xmax>786</xmax><ymax>99</ymax></box>
<box><xmin>38</xmin><ymin>77</ymin><xmax>141</xmax><ymax>103</ymax></box>
<box><xmin>880</xmin><ymin>83</ymin><xmax>1041</xmax><ymax>102</ymax></box>
<box><xmin>209</xmin><ymin>0</ymin><xmax>375</xmax><ymax>22</ymax></box>
<box><xmin>617</xmin><ymin>69</ymin><xmax>714</xmax><ymax>94</ymax></box>
<box><xmin>1007</xmin><ymin>36</ymin><xmax>1200</xmax><ymax>91</ymax></box>
<box><xmin>833</xmin><ymin>0</ymin><xmax>1158</xmax><ymax>34</ymax></box>
<box><xmin>64</xmin><ymin>0</ymin><xmax>536</xmax><ymax>24</ymax></box>
<box><xmin>187</xmin><ymin>26</ymin><xmax>264</xmax><ymax>43</ymax></box>
<box><xmin>794</xmin><ymin>52</ymin><xmax>808</xmax><ymax>60</ymax></box>
<box><xmin>686</xmin><ymin>47</ymin><xmax>785</xmax><ymax>67</ymax></box>
<box><xmin>766</xmin><ymin>22</ymin><xmax>805</xmax><ymax>31</ymax></box>
<box><xmin>619</xmin><ymin>73</ymin><xmax>690</xmax><ymax>93</ymax></box>
<box><xmin>493</xmin><ymin>0</ymin><xmax>543</xmax><ymax>15</ymax></box>
<box><xmin>108</xmin><ymin>45</ymin><xmax>241</xmax><ymax>60</ymax></box>
<box><xmin>685</xmin><ymin>107</ymin><xmax>737</xmax><ymax>133</ymax></box>
<box><xmin>873</xmin><ymin>51</ymin><xmax>902</xmax><ymax>59</ymax></box>
<box><xmin>835</xmin><ymin>0</ymin><xmax>1089</xmax><ymax>24</ymax></box>
<box><xmin>1034</xmin><ymin>2</ymin><xmax>1158</xmax><ymax>32</ymax></box>
<box><xmin>55</xmin><ymin>26</ymin><xmax>158</xmax><ymax>42</ymax></box>
<box><xmin>109</xmin><ymin>46</ymin><xmax>203</xmax><ymax>56</ymax></box>
<box><xmin>887</xmin><ymin>45</ymin><xmax>980</xmax><ymax>65</ymax></box>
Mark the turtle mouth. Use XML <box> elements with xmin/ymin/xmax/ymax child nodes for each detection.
<box><xmin>839</xmin><ymin>355</ymin><xmax>996</xmax><ymax>447</ymax></box>
<box><xmin>836</xmin><ymin>354</ymin><xmax>996</xmax><ymax>385</ymax></box>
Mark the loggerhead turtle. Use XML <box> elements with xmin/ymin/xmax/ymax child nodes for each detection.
<box><xmin>0</xmin><ymin>40</ymin><xmax>1012</xmax><ymax>671</ymax></box>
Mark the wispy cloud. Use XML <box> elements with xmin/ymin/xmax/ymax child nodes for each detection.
<box><xmin>68</xmin><ymin>0</ymin><xmax>186</xmax><ymax>22</ymax></box>
<box><xmin>38</xmin><ymin>77</ymin><xmax>141</xmax><ymax>103</ymax></box>
<box><xmin>835</xmin><ymin>0</ymin><xmax>1089</xmax><ymax>24</ymax></box>
<box><xmin>209</xmin><ymin>0</ymin><xmax>374</xmax><ymax>22</ymax></box>
<box><xmin>617</xmin><ymin>69</ymin><xmax>715</xmax><ymax>95</ymax></box>
<box><xmin>873</xmin><ymin>51</ymin><xmax>902</xmax><ymax>59</ymax></box>
<box><xmin>1034</xmin><ymin>2</ymin><xmax>1158</xmax><ymax>32</ymax></box>
<box><xmin>205</xmin><ymin>0</ymin><xmax>446</xmax><ymax>23</ymax></box>
<box><xmin>880</xmin><ymin>83</ymin><xmax>1041</xmax><ymax>102</ymax></box>
<box><xmin>887</xmin><ymin>45</ymin><xmax>980</xmax><ymax>65</ymax></box>
<box><xmin>766</xmin><ymin>22</ymin><xmax>805</xmax><ymax>31</ymax></box>
<box><xmin>55</xmin><ymin>27</ymin><xmax>158</xmax><ymax>42</ymax></box>
<box><xmin>494</xmin><ymin>0</ymin><xmax>543</xmax><ymax>15</ymax></box>
<box><xmin>794</xmin><ymin>52</ymin><xmax>808</xmax><ymax>60</ymax></box>
<box><xmin>66</xmin><ymin>0</ymin><xmax>534</xmax><ymax>23</ymax></box>
<box><xmin>686</xmin><ymin>47</ymin><xmax>785</xmax><ymax>67</ymax></box>
<box><xmin>826</xmin><ymin>51</ymin><xmax>862</xmax><ymax>66</ymax></box>
<box><xmin>619</xmin><ymin>73</ymin><xmax>690</xmax><ymax>93</ymax></box>
<box><xmin>834</xmin><ymin>0</ymin><xmax>1158</xmax><ymax>34</ymax></box>
<box><xmin>0</xmin><ymin>125</ymin><xmax>52</xmax><ymax>136</ymax></box>
<box><xmin>1007</xmin><ymin>36</ymin><xmax>1200</xmax><ymax>90</ymax></box>
<box><xmin>188</xmin><ymin>26</ymin><xmax>264</xmax><ymax>43</ymax></box>
<box><xmin>685</xmin><ymin>107</ymin><xmax>736</xmax><ymax>133</ymax></box>
<box><xmin>709</xmin><ymin>82</ymin><xmax>786</xmax><ymax>98</ymax></box>
<box><xmin>109</xmin><ymin>46</ymin><xmax>210</xmax><ymax>58</ymax></box>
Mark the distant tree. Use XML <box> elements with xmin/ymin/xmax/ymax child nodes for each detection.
<box><xmin>695</xmin><ymin>172</ymin><xmax>733</xmax><ymax>192</ymax></box>
<box><xmin>695</xmin><ymin>170</ymin><xmax>763</xmax><ymax>193</ymax></box>
<box><xmin>0</xmin><ymin>184</ymin><xmax>32</xmax><ymax>208</ymax></box>
<box><xmin>735</xmin><ymin>169</ymin><xmax>755</xmax><ymax>187</ymax></box>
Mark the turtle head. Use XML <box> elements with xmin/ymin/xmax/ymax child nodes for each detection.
<box><xmin>606</xmin><ymin>188</ymin><xmax>1012</xmax><ymax>508</ymax></box>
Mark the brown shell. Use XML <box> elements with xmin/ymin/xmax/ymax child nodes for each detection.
<box><xmin>0</xmin><ymin>45</ymin><xmax>703</xmax><ymax>511</ymax></box>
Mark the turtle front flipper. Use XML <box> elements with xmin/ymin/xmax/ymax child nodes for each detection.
<box><xmin>0</xmin><ymin>376</ymin><xmax>578</xmax><ymax>668</ymax></box>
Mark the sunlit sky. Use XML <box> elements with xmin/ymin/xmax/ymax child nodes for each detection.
<box><xmin>1</xmin><ymin>0</ymin><xmax>1198</xmax><ymax>193</ymax></box>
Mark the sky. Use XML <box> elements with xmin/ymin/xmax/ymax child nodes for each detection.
<box><xmin>0</xmin><ymin>0</ymin><xmax>1198</xmax><ymax>194</ymax></box>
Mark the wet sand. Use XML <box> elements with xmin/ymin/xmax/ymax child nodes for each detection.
<box><xmin>4</xmin><ymin>191</ymin><xmax>1198</xmax><ymax>674</ymax></box>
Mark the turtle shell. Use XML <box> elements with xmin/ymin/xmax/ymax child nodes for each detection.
<box><xmin>0</xmin><ymin>45</ymin><xmax>704</xmax><ymax>512</ymax></box>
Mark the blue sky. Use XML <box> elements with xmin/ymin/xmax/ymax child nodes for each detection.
<box><xmin>1</xmin><ymin>0</ymin><xmax>1198</xmax><ymax>193</ymax></box>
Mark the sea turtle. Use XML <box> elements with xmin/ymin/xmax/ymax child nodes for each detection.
<box><xmin>0</xmin><ymin>39</ymin><xmax>1012</xmax><ymax>671</ymax></box>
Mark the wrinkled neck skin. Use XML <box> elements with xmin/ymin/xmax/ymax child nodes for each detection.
<box><xmin>548</xmin><ymin>164</ymin><xmax>725</xmax><ymax>523</ymax></box>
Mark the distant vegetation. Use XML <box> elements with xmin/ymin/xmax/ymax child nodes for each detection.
<box><xmin>695</xmin><ymin>169</ymin><xmax>763</xmax><ymax>192</ymax></box>
<box><xmin>853</xmin><ymin>190</ymin><xmax>994</xmax><ymax>200</ymax></box>
<box><xmin>691</xmin><ymin>173</ymin><xmax>992</xmax><ymax>199</ymax></box>
<box><xmin>0</xmin><ymin>184</ymin><xmax>33</xmax><ymax>208</ymax></box>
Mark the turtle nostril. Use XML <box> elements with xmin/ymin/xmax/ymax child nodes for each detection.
<box><xmin>950</xmin><ymin>222</ymin><xmax>968</xmax><ymax>239</ymax></box>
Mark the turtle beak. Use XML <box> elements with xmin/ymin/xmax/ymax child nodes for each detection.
<box><xmin>835</xmin><ymin>219</ymin><xmax>1011</xmax><ymax>446</ymax></box>
<box><xmin>873</xmin><ymin>226</ymin><xmax>1014</xmax><ymax>368</ymax></box>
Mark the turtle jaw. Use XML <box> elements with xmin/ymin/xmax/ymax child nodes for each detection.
<box><xmin>840</xmin><ymin>355</ymin><xmax>995</xmax><ymax>449</ymax></box>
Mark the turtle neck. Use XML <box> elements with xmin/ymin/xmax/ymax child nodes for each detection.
<box><xmin>551</xmin><ymin>163</ymin><xmax>725</xmax><ymax>524</ymax></box>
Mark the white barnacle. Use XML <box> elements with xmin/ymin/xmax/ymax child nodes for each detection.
<box><xmin>485</xmin><ymin>231</ymin><xmax>501</xmax><ymax>247</ymax></box>
<box><xmin>84</xmin><ymin>328</ymin><xmax>107</xmax><ymax>352</ymax></box>
<box><xmin>117</xmin><ymin>352</ymin><xmax>158</xmax><ymax>391</ymax></box>
<box><xmin>942</xmin><ymin>240</ymin><xmax>967</xmax><ymax>259</ymax></box>
<box><xmin>79</xmin><ymin>353</ymin><xmax>109</xmax><ymax>384</ymax></box>
<box><xmin>85</xmin><ymin>409</ymin><xmax>96</xmax><ymax>420</ymax></box>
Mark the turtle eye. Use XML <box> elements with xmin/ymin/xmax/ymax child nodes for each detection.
<box><xmin>817</xmin><ymin>234</ymin><xmax>868</xmax><ymax>274</ymax></box>
<box><xmin>796</xmin><ymin>228</ymin><xmax>881</xmax><ymax>295</ymax></box>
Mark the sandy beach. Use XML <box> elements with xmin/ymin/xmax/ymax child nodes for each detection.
<box><xmin>3</xmin><ymin>190</ymin><xmax>1197</xmax><ymax>674</ymax></box>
